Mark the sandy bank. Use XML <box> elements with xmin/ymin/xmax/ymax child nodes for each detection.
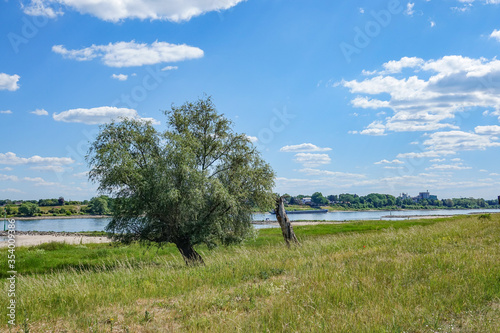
<box><xmin>0</xmin><ymin>234</ymin><xmax>111</xmax><ymax>247</ymax></box>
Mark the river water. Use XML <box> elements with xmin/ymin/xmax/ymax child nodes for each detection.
<box><xmin>2</xmin><ymin>208</ymin><xmax>498</xmax><ymax>232</ymax></box>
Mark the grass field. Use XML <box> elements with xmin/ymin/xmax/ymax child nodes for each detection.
<box><xmin>1</xmin><ymin>214</ymin><xmax>499</xmax><ymax>332</ymax></box>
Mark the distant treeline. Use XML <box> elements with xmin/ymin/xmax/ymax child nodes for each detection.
<box><xmin>2</xmin><ymin>193</ymin><xmax>499</xmax><ymax>217</ymax></box>
<box><xmin>1</xmin><ymin>196</ymin><xmax>114</xmax><ymax>217</ymax></box>
<box><xmin>283</xmin><ymin>192</ymin><xmax>499</xmax><ymax>210</ymax></box>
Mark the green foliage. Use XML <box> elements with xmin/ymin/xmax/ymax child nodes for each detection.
<box><xmin>87</xmin><ymin>96</ymin><xmax>275</xmax><ymax>262</ymax></box>
<box><xmin>86</xmin><ymin>196</ymin><xmax>111</xmax><ymax>215</ymax></box>
<box><xmin>311</xmin><ymin>192</ymin><xmax>328</xmax><ymax>205</ymax></box>
<box><xmin>478</xmin><ymin>213</ymin><xmax>492</xmax><ymax>221</ymax></box>
<box><xmin>18</xmin><ymin>202</ymin><xmax>39</xmax><ymax>217</ymax></box>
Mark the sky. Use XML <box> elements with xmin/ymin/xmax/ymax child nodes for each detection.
<box><xmin>1</xmin><ymin>0</ymin><xmax>500</xmax><ymax>201</ymax></box>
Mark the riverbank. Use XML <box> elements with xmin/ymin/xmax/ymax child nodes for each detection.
<box><xmin>0</xmin><ymin>233</ymin><xmax>111</xmax><ymax>247</ymax></box>
<box><xmin>11</xmin><ymin>214</ymin><xmax>110</xmax><ymax>220</ymax></box>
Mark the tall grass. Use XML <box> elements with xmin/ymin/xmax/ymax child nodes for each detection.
<box><xmin>1</xmin><ymin>215</ymin><xmax>499</xmax><ymax>332</ymax></box>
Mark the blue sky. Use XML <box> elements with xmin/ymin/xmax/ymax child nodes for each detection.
<box><xmin>1</xmin><ymin>0</ymin><xmax>500</xmax><ymax>201</ymax></box>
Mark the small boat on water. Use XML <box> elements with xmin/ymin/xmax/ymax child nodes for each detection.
<box><xmin>269</xmin><ymin>209</ymin><xmax>328</xmax><ymax>214</ymax></box>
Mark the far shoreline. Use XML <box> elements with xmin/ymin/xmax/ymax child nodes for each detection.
<box><xmin>10</xmin><ymin>214</ymin><xmax>110</xmax><ymax>221</ymax></box>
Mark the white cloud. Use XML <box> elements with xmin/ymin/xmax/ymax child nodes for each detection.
<box><xmin>280</xmin><ymin>143</ymin><xmax>332</xmax><ymax>152</ymax></box>
<box><xmin>0</xmin><ymin>188</ymin><xmax>23</xmax><ymax>193</ymax></box>
<box><xmin>161</xmin><ymin>66</ymin><xmax>178</xmax><ymax>71</ymax></box>
<box><xmin>429</xmin><ymin>20</ymin><xmax>436</xmax><ymax>27</ymax></box>
<box><xmin>23</xmin><ymin>0</ymin><xmax>245</xmax><ymax>22</ymax></box>
<box><xmin>0</xmin><ymin>73</ymin><xmax>20</xmax><ymax>91</ymax></box>
<box><xmin>397</xmin><ymin>150</ymin><xmax>456</xmax><ymax>159</ymax></box>
<box><xmin>246</xmin><ymin>135</ymin><xmax>258</xmax><ymax>143</ymax></box>
<box><xmin>359</xmin><ymin>121</ymin><xmax>386</xmax><ymax>136</ymax></box>
<box><xmin>293</xmin><ymin>153</ymin><xmax>331</xmax><ymax>167</ymax></box>
<box><xmin>52</xmin><ymin>41</ymin><xmax>204</xmax><ymax>67</ymax></box>
<box><xmin>0</xmin><ymin>152</ymin><xmax>74</xmax><ymax>166</ymax></box>
<box><xmin>405</xmin><ymin>2</ymin><xmax>415</xmax><ymax>16</ymax></box>
<box><xmin>0</xmin><ymin>174</ymin><xmax>19</xmax><ymax>182</ymax></box>
<box><xmin>381</xmin><ymin>56</ymin><xmax>424</xmax><ymax>74</ymax></box>
<box><xmin>23</xmin><ymin>176</ymin><xmax>57</xmax><ymax>186</ymax></box>
<box><xmin>490</xmin><ymin>29</ymin><xmax>500</xmax><ymax>42</ymax></box>
<box><xmin>359</xmin><ymin>8</ymin><xmax>365</xmax><ymax>14</ymax></box>
<box><xmin>30</xmin><ymin>109</ymin><xmax>49</xmax><ymax>116</ymax></box>
<box><xmin>430</xmin><ymin>158</ymin><xmax>445</xmax><ymax>162</ymax></box>
<box><xmin>426</xmin><ymin>163</ymin><xmax>471</xmax><ymax>170</ymax></box>
<box><xmin>52</xmin><ymin>106</ymin><xmax>160</xmax><ymax>125</ymax></box>
<box><xmin>374</xmin><ymin>159</ymin><xmax>404</xmax><ymax>165</ymax></box>
<box><xmin>111</xmin><ymin>74</ymin><xmax>128</xmax><ymax>81</ymax></box>
<box><xmin>299</xmin><ymin>168</ymin><xmax>365</xmax><ymax>179</ymax></box>
<box><xmin>22</xmin><ymin>0</ymin><xmax>63</xmax><ymax>18</ymax></box>
<box><xmin>73</xmin><ymin>171</ymin><xmax>89</xmax><ymax>178</ymax></box>
<box><xmin>351</xmin><ymin>97</ymin><xmax>390</xmax><ymax>109</ymax></box>
<box><xmin>0</xmin><ymin>110</ymin><xmax>12</xmax><ymax>114</ymax></box>
<box><xmin>423</xmin><ymin>130</ymin><xmax>500</xmax><ymax>152</ymax></box>
<box><xmin>342</xmin><ymin>55</ymin><xmax>500</xmax><ymax>135</ymax></box>
<box><xmin>30</xmin><ymin>165</ymin><xmax>67</xmax><ymax>173</ymax></box>
<box><xmin>474</xmin><ymin>125</ymin><xmax>500</xmax><ymax>135</ymax></box>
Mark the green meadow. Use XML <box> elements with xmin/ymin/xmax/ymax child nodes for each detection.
<box><xmin>1</xmin><ymin>214</ymin><xmax>499</xmax><ymax>332</ymax></box>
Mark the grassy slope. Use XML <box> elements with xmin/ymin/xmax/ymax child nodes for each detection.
<box><xmin>1</xmin><ymin>215</ymin><xmax>499</xmax><ymax>332</ymax></box>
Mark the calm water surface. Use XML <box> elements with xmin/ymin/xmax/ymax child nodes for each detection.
<box><xmin>3</xmin><ymin>208</ymin><xmax>498</xmax><ymax>232</ymax></box>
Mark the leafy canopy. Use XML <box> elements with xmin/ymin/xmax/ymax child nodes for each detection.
<box><xmin>87</xmin><ymin>97</ymin><xmax>275</xmax><ymax>251</ymax></box>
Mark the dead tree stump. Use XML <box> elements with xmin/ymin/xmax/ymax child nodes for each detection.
<box><xmin>275</xmin><ymin>196</ymin><xmax>300</xmax><ymax>247</ymax></box>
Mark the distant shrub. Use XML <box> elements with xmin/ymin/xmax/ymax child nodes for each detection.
<box><xmin>66</xmin><ymin>211</ymin><xmax>72</xmax><ymax>216</ymax></box>
<box><xmin>478</xmin><ymin>213</ymin><xmax>492</xmax><ymax>221</ymax></box>
<box><xmin>34</xmin><ymin>242</ymin><xmax>72</xmax><ymax>251</ymax></box>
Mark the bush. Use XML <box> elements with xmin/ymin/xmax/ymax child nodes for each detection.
<box><xmin>478</xmin><ymin>213</ymin><xmax>492</xmax><ymax>221</ymax></box>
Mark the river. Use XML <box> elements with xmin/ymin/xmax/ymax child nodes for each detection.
<box><xmin>2</xmin><ymin>209</ymin><xmax>498</xmax><ymax>232</ymax></box>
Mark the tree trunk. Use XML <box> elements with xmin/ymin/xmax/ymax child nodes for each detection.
<box><xmin>275</xmin><ymin>196</ymin><xmax>300</xmax><ymax>247</ymax></box>
<box><xmin>176</xmin><ymin>240</ymin><xmax>204</xmax><ymax>266</ymax></box>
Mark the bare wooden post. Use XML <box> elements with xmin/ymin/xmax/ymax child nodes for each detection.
<box><xmin>275</xmin><ymin>196</ymin><xmax>300</xmax><ymax>247</ymax></box>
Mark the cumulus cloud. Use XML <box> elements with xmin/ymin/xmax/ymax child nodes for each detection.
<box><xmin>53</xmin><ymin>106</ymin><xmax>160</xmax><ymax>125</ymax></box>
<box><xmin>22</xmin><ymin>0</ymin><xmax>63</xmax><ymax>18</ymax></box>
<box><xmin>52</xmin><ymin>41</ymin><xmax>204</xmax><ymax>67</ymax></box>
<box><xmin>24</xmin><ymin>176</ymin><xmax>57</xmax><ymax>186</ymax></box>
<box><xmin>0</xmin><ymin>174</ymin><xmax>19</xmax><ymax>182</ymax></box>
<box><xmin>0</xmin><ymin>110</ymin><xmax>13</xmax><ymax>114</ymax></box>
<box><xmin>246</xmin><ymin>135</ymin><xmax>258</xmax><ymax>143</ymax></box>
<box><xmin>341</xmin><ymin>55</ymin><xmax>500</xmax><ymax>136</ymax></box>
<box><xmin>298</xmin><ymin>168</ymin><xmax>365</xmax><ymax>179</ymax></box>
<box><xmin>0</xmin><ymin>152</ymin><xmax>74</xmax><ymax>166</ymax></box>
<box><xmin>293</xmin><ymin>153</ymin><xmax>331</xmax><ymax>168</ymax></box>
<box><xmin>161</xmin><ymin>66</ymin><xmax>178</xmax><ymax>71</ymax></box>
<box><xmin>374</xmin><ymin>159</ymin><xmax>404</xmax><ymax>165</ymax></box>
<box><xmin>490</xmin><ymin>29</ymin><xmax>500</xmax><ymax>42</ymax></box>
<box><xmin>280</xmin><ymin>143</ymin><xmax>332</xmax><ymax>152</ymax></box>
<box><xmin>23</xmin><ymin>0</ymin><xmax>244</xmax><ymax>22</ymax></box>
<box><xmin>30</xmin><ymin>109</ymin><xmax>49</xmax><ymax>116</ymax></box>
<box><xmin>426</xmin><ymin>164</ymin><xmax>471</xmax><ymax>170</ymax></box>
<box><xmin>0</xmin><ymin>73</ymin><xmax>20</xmax><ymax>91</ymax></box>
<box><xmin>423</xmin><ymin>130</ymin><xmax>500</xmax><ymax>152</ymax></box>
<box><xmin>111</xmin><ymin>74</ymin><xmax>128</xmax><ymax>81</ymax></box>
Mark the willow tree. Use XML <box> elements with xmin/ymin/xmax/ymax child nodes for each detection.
<box><xmin>87</xmin><ymin>97</ymin><xmax>275</xmax><ymax>265</ymax></box>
